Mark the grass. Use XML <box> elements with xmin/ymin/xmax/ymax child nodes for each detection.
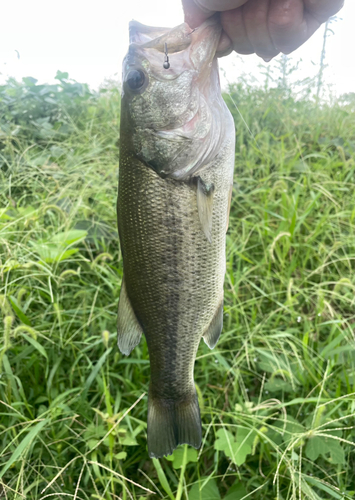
<box><xmin>0</xmin><ymin>76</ymin><xmax>355</xmax><ymax>499</ymax></box>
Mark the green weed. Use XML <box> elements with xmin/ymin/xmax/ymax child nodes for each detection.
<box><xmin>0</xmin><ymin>76</ymin><xmax>354</xmax><ymax>499</ymax></box>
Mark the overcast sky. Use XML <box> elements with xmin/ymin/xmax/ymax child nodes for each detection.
<box><xmin>0</xmin><ymin>1</ymin><xmax>353</xmax><ymax>96</ymax></box>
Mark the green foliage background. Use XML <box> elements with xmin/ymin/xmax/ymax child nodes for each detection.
<box><xmin>0</xmin><ymin>71</ymin><xmax>355</xmax><ymax>499</ymax></box>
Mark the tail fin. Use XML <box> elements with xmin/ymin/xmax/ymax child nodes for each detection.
<box><xmin>147</xmin><ymin>388</ymin><xmax>202</xmax><ymax>458</ymax></box>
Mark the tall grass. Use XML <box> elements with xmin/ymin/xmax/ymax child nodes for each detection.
<box><xmin>0</xmin><ymin>74</ymin><xmax>354</xmax><ymax>499</ymax></box>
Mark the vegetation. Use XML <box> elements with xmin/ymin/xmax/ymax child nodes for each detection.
<box><xmin>0</xmin><ymin>70</ymin><xmax>354</xmax><ymax>499</ymax></box>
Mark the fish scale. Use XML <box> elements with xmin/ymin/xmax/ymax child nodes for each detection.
<box><xmin>117</xmin><ymin>17</ymin><xmax>235</xmax><ymax>458</ymax></box>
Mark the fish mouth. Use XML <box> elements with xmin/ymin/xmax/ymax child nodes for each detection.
<box><xmin>128</xmin><ymin>15</ymin><xmax>222</xmax><ymax>73</ymax></box>
<box><xmin>129</xmin><ymin>20</ymin><xmax>192</xmax><ymax>52</ymax></box>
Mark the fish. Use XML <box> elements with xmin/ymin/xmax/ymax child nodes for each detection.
<box><xmin>117</xmin><ymin>16</ymin><xmax>235</xmax><ymax>458</ymax></box>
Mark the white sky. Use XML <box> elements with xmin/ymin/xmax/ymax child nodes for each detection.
<box><xmin>0</xmin><ymin>1</ymin><xmax>353</xmax><ymax>96</ymax></box>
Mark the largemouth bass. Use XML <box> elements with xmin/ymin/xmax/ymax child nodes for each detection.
<box><xmin>117</xmin><ymin>16</ymin><xmax>235</xmax><ymax>458</ymax></box>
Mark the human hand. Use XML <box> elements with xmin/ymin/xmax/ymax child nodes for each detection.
<box><xmin>182</xmin><ymin>0</ymin><xmax>344</xmax><ymax>59</ymax></box>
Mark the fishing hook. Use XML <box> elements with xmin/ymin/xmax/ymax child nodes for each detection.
<box><xmin>163</xmin><ymin>42</ymin><xmax>170</xmax><ymax>69</ymax></box>
<box><xmin>163</xmin><ymin>27</ymin><xmax>198</xmax><ymax>69</ymax></box>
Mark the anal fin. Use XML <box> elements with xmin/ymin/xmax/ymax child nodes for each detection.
<box><xmin>203</xmin><ymin>300</ymin><xmax>223</xmax><ymax>349</ymax></box>
<box><xmin>197</xmin><ymin>176</ymin><xmax>215</xmax><ymax>243</ymax></box>
<box><xmin>117</xmin><ymin>277</ymin><xmax>143</xmax><ymax>355</ymax></box>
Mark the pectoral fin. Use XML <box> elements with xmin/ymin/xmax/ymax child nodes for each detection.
<box><xmin>197</xmin><ymin>177</ymin><xmax>215</xmax><ymax>243</ymax></box>
<box><xmin>203</xmin><ymin>300</ymin><xmax>223</xmax><ymax>349</ymax></box>
<box><xmin>117</xmin><ymin>277</ymin><xmax>143</xmax><ymax>355</ymax></box>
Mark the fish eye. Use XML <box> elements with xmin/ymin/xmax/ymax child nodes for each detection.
<box><xmin>126</xmin><ymin>69</ymin><xmax>146</xmax><ymax>91</ymax></box>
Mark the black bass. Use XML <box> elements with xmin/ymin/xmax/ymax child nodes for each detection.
<box><xmin>117</xmin><ymin>16</ymin><xmax>235</xmax><ymax>458</ymax></box>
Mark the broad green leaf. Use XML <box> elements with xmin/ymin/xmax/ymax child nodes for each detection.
<box><xmin>166</xmin><ymin>446</ymin><xmax>198</xmax><ymax>468</ymax></box>
<box><xmin>55</xmin><ymin>249</ymin><xmax>79</xmax><ymax>262</ymax></box>
<box><xmin>229</xmin><ymin>440</ymin><xmax>252</xmax><ymax>465</ymax></box>
<box><xmin>275</xmin><ymin>416</ymin><xmax>305</xmax><ymax>444</ymax></box>
<box><xmin>306</xmin><ymin>435</ymin><xmax>345</xmax><ymax>464</ymax></box>
<box><xmin>326</xmin><ymin>438</ymin><xmax>345</xmax><ymax>464</ymax></box>
<box><xmin>224</xmin><ymin>482</ymin><xmax>247</xmax><ymax>500</ymax></box>
<box><xmin>120</xmin><ymin>435</ymin><xmax>137</xmax><ymax>446</ymax></box>
<box><xmin>87</xmin><ymin>439</ymin><xmax>99</xmax><ymax>450</ymax></box>
<box><xmin>17</xmin><ymin>206</ymin><xmax>37</xmax><ymax>218</ymax></box>
<box><xmin>214</xmin><ymin>428</ymin><xmax>235</xmax><ymax>455</ymax></box>
<box><xmin>0</xmin><ymin>212</ymin><xmax>13</xmax><ymax>221</ymax></box>
<box><xmin>51</xmin><ymin>229</ymin><xmax>87</xmax><ymax>245</ymax></box>
<box><xmin>189</xmin><ymin>477</ymin><xmax>220</xmax><ymax>500</ymax></box>
<box><xmin>230</xmin><ymin>428</ymin><xmax>254</xmax><ymax>466</ymax></box>
<box><xmin>33</xmin><ymin>242</ymin><xmax>78</xmax><ymax>263</ymax></box>
<box><xmin>305</xmin><ymin>436</ymin><xmax>329</xmax><ymax>461</ymax></box>
<box><xmin>84</xmin><ymin>424</ymin><xmax>107</xmax><ymax>440</ymax></box>
<box><xmin>55</xmin><ymin>70</ymin><xmax>69</xmax><ymax>81</ymax></box>
<box><xmin>214</xmin><ymin>428</ymin><xmax>254</xmax><ymax>466</ymax></box>
<box><xmin>237</xmin><ymin>427</ymin><xmax>255</xmax><ymax>445</ymax></box>
<box><xmin>22</xmin><ymin>77</ymin><xmax>38</xmax><ymax>86</ymax></box>
<box><xmin>35</xmin><ymin>396</ymin><xmax>48</xmax><ymax>404</ymax></box>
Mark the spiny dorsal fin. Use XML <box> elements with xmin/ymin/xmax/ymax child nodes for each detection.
<box><xmin>196</xmin><ymin>176</ymin><xmax>215</xmax><ymax>243</ymax></box>
<box><xmin>117</xmin><ymin>277</ymin><xmax>143</xmax><ymax>355</ymax></box>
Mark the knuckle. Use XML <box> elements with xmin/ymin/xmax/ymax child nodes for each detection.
<box><xmin>243</xmin><ymin>6</ymin><xmax>268</xmax><ymax>26</ymax></box>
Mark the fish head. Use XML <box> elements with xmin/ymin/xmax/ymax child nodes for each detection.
<box><xmin>121</xmin><ymin>17</ymin><xmax>231</xmax><ymax>180</ymax></box>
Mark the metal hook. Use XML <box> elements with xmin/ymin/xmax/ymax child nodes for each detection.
<box><xmin>163</xmin><ymin>42</ymin><xmax>170</xmax><ymax>69</ymax></box>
